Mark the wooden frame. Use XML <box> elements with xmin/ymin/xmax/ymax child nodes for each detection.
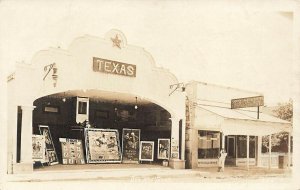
<box><xmin>85</xmin><ymin>128</ymin><xmax>122</xmax><ymax>163</ymax></box>
<box><xmin>38</xmin><ymin>125</ymin><xmax>59</xmax><ymax>165</ymax></box>
<box><xmin>139</xmin><ymin>141</ymin><xmax>154</xmax><ymax>161</ymax></box>
<box><xmin>157</xmin><ymin>138</ymin><xmax>170</xmax><ymax>160</ymax></box>
<box><xmin>122</xmin><ymin>128</ymin><xmax>140</xmax><ymax>163</ymax></box>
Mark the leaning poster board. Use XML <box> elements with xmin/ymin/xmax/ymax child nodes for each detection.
<box><xmin>157</xmin><ymin>138</ymin><xmax>170</xmax><ymax>160</ymax></box>
<box><xmin>32</xmin><ymin>134</ymin><xmax>46</xmax><ymax>163</ymax></box>
<box><xmin>85</xmin><ymin>128</ymin><xmax>122</xmax><ymax>163</ymax></box>
<box><xmin>60</xmin><ymin>138</ymin><xmax>85</xmax><ymax>165</ymax></box>
<box><xmin>122</xmin><ymin>128</ymin><xmax>140</xmax><ymax>163</ymax></box>
<box><xmin>139</xmin><ymin>141</ymin><xmax>154</xmax><ymax>161</ymax></box>
<box><xmin>38</xmin><ymin>125</ymin><xmax>59</xmax><ymax>165</ymax></box>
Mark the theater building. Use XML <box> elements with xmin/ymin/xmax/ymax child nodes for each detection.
<box><xmin>6</xmin><ymin>29</ymin><xmax>292</xmax><ymax>174</ymax></box>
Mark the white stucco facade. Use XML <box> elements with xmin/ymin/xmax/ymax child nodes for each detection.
<box><xmin>6</xmin><ymin>29</ymin><xmax>186</xmax><ymax>174</ymax></box>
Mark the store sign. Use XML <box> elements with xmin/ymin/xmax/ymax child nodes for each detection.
<box><xmin>93</xmin><ymin>57</ymin><xmax>136</xmax><ymax>77</ymax></box>
<box><xmin>231</xmin><ymin>96</ymin><xmax>264</xmax><ymax>109</ymax></box>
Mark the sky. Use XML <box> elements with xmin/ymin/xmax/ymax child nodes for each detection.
<box><xmin>0</xmin><ymin>0</ymin><xmax>297</xmax><ymax>106</ymax></box>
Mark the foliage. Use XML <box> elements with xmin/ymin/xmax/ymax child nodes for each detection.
<box><xmin>262</xmin><ymin>99</ymin><xmax>292</xmax><ymax>152</ymax></box>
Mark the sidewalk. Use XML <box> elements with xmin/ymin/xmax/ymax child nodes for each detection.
<box><xmin>4</xmin><ymin>164</ymin><xmax>292</xmax><ymax>183</ymax></box>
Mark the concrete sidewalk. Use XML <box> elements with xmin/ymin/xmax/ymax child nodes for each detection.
<box><xmin>4</xmin><ymin>164</ymin><xmax>292</xmax><ymax>183</ymax></box>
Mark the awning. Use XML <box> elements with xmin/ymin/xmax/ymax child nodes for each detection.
<box><xmin>194</xmin><ymin>105</ymin><xmax>292</xmax><ymax>136</ymax></box>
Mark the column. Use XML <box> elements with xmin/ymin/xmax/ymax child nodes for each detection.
<box><xmin>222</xmin><ymin>133</ymin><xmax>225</xmax><ymax>150</ymax></box>
<box><xmin>268</xmin><ymin>135</ymin><xmax>272</xmax><ymax>170</ymax></box>
<box><xmin>181</xmin><ymin>118</ymin><xmax>186</xmax><ymax>160</ymax></box>
<box><xmin>169</xmin><ymin>117</ymin><xmax>185</xmax><ymax>169</ymax></box>
<box><xmin>20</xmin><ymin>106</ymin><xmax>35</xmax><ymax>164</ymax></box>
<box><xmin>257</xmin><ymin>136</ymin><xmax>262</xmax><ymax>167</ymax></box>
<box><xmin>288</xmin><ymin>132</ymin><xmax>291</xmax><ymax>169</ymax></box>
<box><xmin>170</xmin><ymin>117</ymin><xmax>180</xmax><ymax>159</ymax></box>
<box><xmin>246</xmin><ymin>135</ymin><xmax>249</xmax><ymax>170</ymax></box>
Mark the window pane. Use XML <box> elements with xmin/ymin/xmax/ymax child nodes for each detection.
<box><xmin>198</xmin><ymin>130</ymin><xmax>220</xmax><ymax>159</ymax></box>
<box><xmin>249</xmin><ymin>136</ymin><xmax>256</xmax><ymax>158</ymax></box>
<box><xmin>237</xmin><ymin>135</ymin><xmax>247</xmax><ymax>158</ymax></box>
<box><xmin>78</xmin><ymin>102</ymin><xmax>87</xmax><ymax>114</ymax></box>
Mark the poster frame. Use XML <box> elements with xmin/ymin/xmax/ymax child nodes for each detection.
<box><xmin>85</xmin><ymin>128</ymin><xmax>122</xmax><ymax>163</ymax></box>
<box><xmin>139</xmin><ymin>141</ymin><xmax>154</xmax><ymax>162</ymax></box>
<box><xmin>122</xmin><ymin>128</ymin><xmax>140</xmax><ymax>163</ymax></box>
<box><xmin>38</xmin><ymin>125</ymin><xmax>59</xmax><ymax>165</ymax></box>
<box><xmin>32</xmin><ymin>134</ymin><xmax>46</xmax><ymax>163</ymax></box>
<box><xmin>157</xmin><ymin>138</ymin><xmax>170</xmax><ymax>160</ymax></box>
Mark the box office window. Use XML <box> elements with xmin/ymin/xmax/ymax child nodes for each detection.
<box><xmin>237</xmin><ymin>135</ymin><xmax>256</xmax><ymax>158</ymax></box>
<box><xmin>198</xmin><ymin>131</ymin><xmax>220</xmax><ymax>159</ymax></box>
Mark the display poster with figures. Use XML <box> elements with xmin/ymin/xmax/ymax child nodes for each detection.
<box><xmin>157</xmin><ymin>138</ymin><xmax>170</xmax><ymax>160</ymax></box>
<box><xmin>139</xmin><ymin>141</ymin><xmax>154</xmax><ymax>161</ymax></box>
<box><xmin>32</xmin><ymin>135</ymin><xmax>46</xmax><ymax>162</ymax></box>
<box><xmin>122</xmin><ymin>128</ymin><xmax>140</xmax><ymax>163</ymax></box>
<box><xmin>60</xmin><ymin>138</ymin><xmax>85</xmax><ymax>165</ymax></box>
<box><xmin>85</xmin><ymin>128</ymin><xmax>122</xmax><ymax>163</ymax></box>
<box><xmin>38</xmin><ymin>125</ymin><xmax>59</xmax><ymax>165</ymax></box>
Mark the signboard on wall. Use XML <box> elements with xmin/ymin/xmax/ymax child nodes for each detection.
<box><xmin>231</xmin><ymin>96</ymin><xmax>264</xmax><ymax>109</ymax></box>
<box><xmin>38</xmin><ymin>125</ymin><xmax>59</xmax><ymax>165</ymax></box>
<box><xmin>122</xmin><ymin>128</ymin><xmax>140</xmax><ymax>163</ymax></box>
<box><xmin>139</xmin><ymin>141</ymin><xmax>154</xmax><ymax>161</ymax></box>
<box><xmin>93</xmin><ymin>57</ymin><xmax>136</xmax><ymax>77</ymax></box>
<box><xmin>85</xmin><ymin>128</ymin><xmax>122</xmax><ymax>163</ymax></box>
<box><xmin>60</xmin><ymin>138</ymin><xmax>85</xmax><ymax>165</ymax></box>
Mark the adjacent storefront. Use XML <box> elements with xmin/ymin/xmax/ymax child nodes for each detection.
<box><xmin>184</xmin><ymin>81</ymin><xmax>292</xmax><ymax>169</ymax></box>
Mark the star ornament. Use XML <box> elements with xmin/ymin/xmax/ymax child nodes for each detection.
<box><xmin>111</xmin><ymin>34</ymin><xmax>121</xmax><ymax>49</ymax></box>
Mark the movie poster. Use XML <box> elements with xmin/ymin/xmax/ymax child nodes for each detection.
<box><xmin>157</xmin><ymin>138</ymin><xmax>170</xmax><ymax>160</ymax></box>
<box><xmin>122</xmin><ymin>128</ymin><xmax>140</xmax><ymax>163</ymax></box>
<box><xmin>85</xmin><ymin>128</ymin><xmax>122</xmax><ymax>163</ymax></box>
<box><xmin>38</xmin><ymin>125</ymin><xmax>59</xmax><ymax>165</ymax></box>
<box><xmin>60</xmin><ymin>138</ymin><xmax>85</xmax><ymax>165</ymax></box>
<box><xmin>139</xmin><ymin>141</ymin><xmax>154</xmax><ymax>161</ymax></box>
<box><xmin>32</xmin><ymin>135</ymin><xmax>46</xmax><ymax>162</ymax></box>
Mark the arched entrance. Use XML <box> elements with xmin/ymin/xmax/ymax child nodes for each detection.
<box><xmin>7</xmin><ymin>29</ymin><xmax>186</xmax><ymax>174</ymax></box>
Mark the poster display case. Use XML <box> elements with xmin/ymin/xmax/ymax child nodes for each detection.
<box><xmin>38</xmin><ymin>125</ymin><xmax>59</xmax><ymax>165</ymax></box>
<box><xmin>157</xmin><ymin>138</ymin><xmax>170</xmax><ymax>160</ymax></box>
<box><xmin>122</xmin><ymin>128</ymin><xmax>140</xmax><ymax>163</ymax></box>
<box><xmin>32</xmin><ymin>134</ymin><xmax>46</xmax><ymax>163</ymax></box>
<box><xmin>85</xmin><ymin>128</ymin><xmax>122</xmax><ymax>163</ymax></box>
<box><xmin>139</xmin><ymin>141</ymin><xmax>154</xmax><ymax>161</ymax></box>
<box><xmin>60</xmin><ymin>138</ymin><xmax>85</xmax><ymax>165</ymax></box>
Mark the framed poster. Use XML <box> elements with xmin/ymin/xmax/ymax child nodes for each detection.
<box><xmin>139</xmin><ymin>141</ymin><xmax>154</xmax><ymax>161</ymax></box>
<box><xmin>60</xmin><ymin>138</ymin><xmax>85</xmax><ymax>165</ymax></box>
<box><xmin>38</xmin><ymin>125</ymin><xmax>59</xmax><ymax>165</ymax></box>
<box><xmin>122</xmin><ymin>128</ymin><xmax>140</xmax><ymax>163</ymax></box>
<box><xmin>85</xmin><ymin>128</ymin><xmax>122</xmax><ymax>163</ymax></box>
<box><xmin>157</xmin><ymin>138</ymin><xmax>170</xmax><ymax>160</ymax></box>
<box><xmin>32</xmin><ymin>135</ymin><xmax>46</xmax><ymax>162</ymax></box>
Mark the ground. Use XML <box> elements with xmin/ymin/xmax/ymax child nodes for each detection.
<box><xmin>1</xmin><ymin>164</ymin><xmax>297</xmax><ymax>190</ymax></box>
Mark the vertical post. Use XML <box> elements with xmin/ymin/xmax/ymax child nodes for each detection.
<box><xmin>20</xmin><ymin>106</ymin><xmax>35</xmax><ymax>164</ymax></box>
<box><xmin>257</xmin><ymin>136</ymin><xmax>262</xmax><ymax>167</ymax></box>
<box><xmin>222</xmin><ymin>132</ymin><xmax>225</xmax><ymax>150</ymax></box>
<box><xmin>257</xmin><ymin>106</ymin><xmax>260</xmax><ymax>119</ymax></box>
<box><xmin>181</xmin><ymin>118</ymin><xmax>186</xmax><ymax>161</ymax></box>
<box><xmin>268</xmin><ymin>135</ymin><xmax>272</xmax><ymax>170</ymax></box>
<box><xmin>247</xmin><ymin>135</ymin><xmax>249</xmax><ymax>170</ymax></box>
<box><xmin>288</xmin><ymin>132</ymin><xmax>291</xmax><ymax>169</ymax></box>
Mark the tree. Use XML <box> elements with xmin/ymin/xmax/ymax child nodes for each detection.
<box><xmin>262</xmin><ymin>99</ymin><xmax>293</xmax><ymax>152</ymax></box>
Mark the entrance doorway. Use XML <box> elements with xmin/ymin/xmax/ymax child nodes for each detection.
<box><xmin>227</xmin><ymin>136</ymin><xmax>235</xmax><ymax>158</ymax></box>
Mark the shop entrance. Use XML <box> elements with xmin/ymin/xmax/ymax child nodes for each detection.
<box><xmin>32</xmin><ymin>90</ymin><xmax>173</xmax><ymax>171</ymax></box>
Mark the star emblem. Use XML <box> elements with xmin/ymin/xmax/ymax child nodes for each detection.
<box><xmin>111</xmin><ymin>34</ymin><xmax>121</xmax><ymax>49</ymax></box>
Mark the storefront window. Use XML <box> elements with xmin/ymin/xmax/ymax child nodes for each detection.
<box><xmin>237</xmin><ymin>135</ymin><xmax>256</xmax><ymax>158</ymax></box>
<box><xmin>198</xmin><ymin>131</ymin><xmax>220</xmax><ymax>159</ymax></box>
<box><xmin>78</xmin><ymin>101</ymin><xmax>87</xmax><ymax>114</ymax></box>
